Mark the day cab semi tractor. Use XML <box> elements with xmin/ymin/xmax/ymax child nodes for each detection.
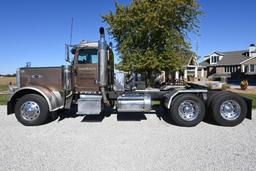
<box><xmin>7</xmin><ymin>28</ymin><xmax>252</xmax><ymax>126</ymax></box>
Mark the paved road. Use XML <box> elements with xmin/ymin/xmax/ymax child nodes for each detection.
<box><xmin>0</xmin><ymin>105</ymin><xmax>256</xmax><ymax>171</ymax></box>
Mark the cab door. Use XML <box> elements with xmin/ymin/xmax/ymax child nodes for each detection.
<box><xmin>74</xmin><ymin>48</ymin><xmax>99</xmax><ymax>92</ymax></box>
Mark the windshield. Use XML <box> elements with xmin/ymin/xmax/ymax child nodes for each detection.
<box><xmin>78</xmin><ymin>49</ymin><xmax>98</xmax><ymax>64</ymax></box>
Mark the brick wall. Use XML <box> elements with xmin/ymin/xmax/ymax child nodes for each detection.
<box><xmin>216</xmin><ymin>67</ymin><xmax>224</xmax><ymax>74</ymax></box>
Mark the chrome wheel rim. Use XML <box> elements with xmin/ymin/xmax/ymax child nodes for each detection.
<box><xmin>220</xmin><ymin>100</ymin><xmax>241</xmax><ymax>121</ymax></box>
<box><xmin>178</xmin><ymin>100</ymin><xmax>200</xmax><ymax>121</ymax></box>
<box><xmin>20</xmin><ymin>101</ymin><xmax>40</xmax><ymax>121</ymax></box>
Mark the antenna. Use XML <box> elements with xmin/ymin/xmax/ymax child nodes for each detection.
<box><xmin>69</xmin><ymin>17</ymin><xmax>74</xmax><ymax>45</ymax></box>
<box><xmin>195</xmin><ymin>39</ymin><xmax>200</xmax><ymax>64</ymax></box>
<box><xmin>196</xmin><ymin>40</ymin><xmax>198</xmax><ymax>56</ymax></box>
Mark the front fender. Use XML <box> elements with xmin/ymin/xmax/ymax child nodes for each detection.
<box><xmin>7</xmin><ymin>86</ymin><xmax>64</xmax><ymax>114</ymax></box>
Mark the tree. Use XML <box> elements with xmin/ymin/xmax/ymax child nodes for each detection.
<box><xmin>103</xmin><ymin>0</ymin><xmax>201</xmax><ymax>86</ymax></box>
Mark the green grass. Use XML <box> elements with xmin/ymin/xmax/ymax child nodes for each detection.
<box><xmin>0</xmin><ymin>95</ymin><xmax>9</xmax><ymax>105</ymax></box>
<box><xmin>152</xmin><ymin>101</ymin><xmax>160</xmax><ymax>105</ymax></box>
<box><xmin>0</xmin><ymin>85</ymin><xmax>9</xmax><ymax>105</ymax></box>
<box><xmin>0</xmin><ymin>85</ymin><xmax>8</xmax><ymax>92</ymax></box>
<box><xmin>239</xmin><ymin>93</ymin><xmax>256</xmax><ymax>109</ymax></box>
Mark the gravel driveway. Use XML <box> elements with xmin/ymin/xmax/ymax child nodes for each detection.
<box><xmin>0</xmin><ymin>105</ymin><xmax>256</xmax><ymax>171</ymax></box>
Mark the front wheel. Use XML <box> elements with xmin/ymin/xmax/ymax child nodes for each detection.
<box><xmin>168</xmin><ymin>94</ymin><xmax>205</xmax><ymax>127</ymax></box>
<box><xmin>15</xmin><ymin>94</ymin><xmax>49</xmax><ymax>126</ymax></box>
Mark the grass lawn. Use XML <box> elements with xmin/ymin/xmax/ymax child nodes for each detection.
<box><xmin>0</xmin><ymin>95</ymin><xmax>9</xmax><ymax>105</ymax></box>
<box><xmin>239</xmin><ymin>93</ymin><xmax>256</xmax><ymax>109</ymax></box>
<box><xmin>0</xmin><ymin>77</ymin><xmax>16</xmax><ymax>85</ymax></box>
<box><xmin>0</xmin><ymin>84</ymin><xmax>8</xmax><ymax>92</ymax></box>
<box><xmin>0</xmin><ymin>84</ymin><xmax>9</xmax><ymax>105</ymax></box>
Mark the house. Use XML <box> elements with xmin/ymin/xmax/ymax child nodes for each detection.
<box><xmin>198</xmin><ymin>44</ymin><xmax>256</xmax><ymax>83</ymax></box>
<box><xmin>183</xmin><ymin>54</ymin><xmax>206</xmax><ymax>82</ymax></box>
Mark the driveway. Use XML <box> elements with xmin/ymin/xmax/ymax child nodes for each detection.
<box><xmin>0</xmin><ymin>106</ymin><xmax>256</xmax><ymax>171</ymax></box>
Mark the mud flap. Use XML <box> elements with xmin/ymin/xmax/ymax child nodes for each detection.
<box><xmin>243</xmin><ymin>97</ymin><xmax>252</xmax><ymax>119</ymax></box>
<box><xmin>7</xmin><ymin>101</ymin><xmax>14</xmax><ymax>115</ymax></box>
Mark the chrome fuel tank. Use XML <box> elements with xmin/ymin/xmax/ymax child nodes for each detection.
<box><xmin>117</xmin><ymin>93</ymin><xmax>151</xmax><ymax>112</ymax></box>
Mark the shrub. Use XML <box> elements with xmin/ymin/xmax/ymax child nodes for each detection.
<box><xmin>240</xmin><ymin>80</ymin><xmax>248</xmax><ymax>90</ymax></box>
<box><xmin>222</xmin><ymin>84</ymin><xmax>230</xmax><ymax>90</ymax></box>
<box><xmin>207</xmin><ymin>83</ymin><xmax>213</xmax><ymax>90</ymax></box>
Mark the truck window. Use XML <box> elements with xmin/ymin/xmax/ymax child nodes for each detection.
<box><xmin>78</xmin><ymin>49</ymin><xmax>98</xmax><ymax>64</ymax></box>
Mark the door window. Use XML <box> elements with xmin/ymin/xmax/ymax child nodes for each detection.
<box><xmin>78</xmin><ymin>49</ymin><xmax>98</xmax><ymax>64</ymax></box>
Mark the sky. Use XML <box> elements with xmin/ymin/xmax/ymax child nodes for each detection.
<box><xmin>0</xmin><ymin>0</ymin><xmax>255</xmax><ymax>75</ymax></box>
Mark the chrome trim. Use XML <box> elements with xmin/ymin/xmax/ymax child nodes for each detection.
<box><xmin>52</xmin><ymin>90</ymin><xmax>64</xmax><ymax>108</ymax></box>
<box><xmin>20</xmin><ymin>101</ymin><xmax>40</xmax><ymax>121</ymax></box>
<box><xmin>77</xmin><ymin>95</ymin><xmax>102</xmax><ymax>114</ymax></box>
<box><xmin>98</xmin><ymin>27</ymin><xmax>107</xmax><ymax>87</ymax></box>
<box><xmin>98</xmin><ymin>27</ymin><xmax>109</xmax><ymax>105</ymax></box>
<box><xmin>16</xmin><ymin>68</ymin><xmax>20</xmax><ymax>88</ymax></box>
<box><xmin>178</xmin><ymin>100</ymin><xmax>199</xmax><ymax>121</ymax></box>
<box><xmin>165</xmin><ymin>89</ymin><xmax>208</xmax><ymax>109</ymax></box>
<box><xmin>8</xmin><ymin>69</ymin><xmax>20</xmax><ymax>93</ymax></box>
<box><xmin>117</xmin><ymin>94</ymin><xmax>151</xmax><ymax>112</ymax></box>
<box><xmin>8</xmin><ymin>85</ymin><xmax>19</xmax><ymax>93</ymax></box>
<box><xmin>64</xmin><ymin>65</ymin><xmax>72</xmax><ymax>91</ymax></box>
<box><xmin>220</xmin><ymin>100</ymin><xmax>241</xmax><ymax>121</ymax></box>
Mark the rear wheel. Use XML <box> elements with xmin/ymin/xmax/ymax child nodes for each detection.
<box><xmin>206</xmin><ymin>91</ymin><xmax>230</xmax><ymax>108</ymax></box>
<box><xmin>15</xmin><ymin>94</ymin><xmax>49</xmax><ymax>126</ymax></box>
<box><xmin>205</xmin><ymin>91</ymin><xmax>232</xmax><ymax>119</ymax></box>
<box><xmin>211</xmin><ymin>93</ymin><xmax>247</xmax><ymax>126</ymax></box>
<box><xmin>169</xmin><ymin>94</ymin><xmax>205</xmax><ymax>127</ymax></box>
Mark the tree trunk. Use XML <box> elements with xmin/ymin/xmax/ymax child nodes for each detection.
<box><xmin>145</xmin><ymin>70</ymin><xmax>154</xmax><ymax>88</ymax></box>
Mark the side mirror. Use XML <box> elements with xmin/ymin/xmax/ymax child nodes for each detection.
<box><xmin>65</xmin><ymin>44</ymin><xmax>70</xmax><ymax>62</ymax></box>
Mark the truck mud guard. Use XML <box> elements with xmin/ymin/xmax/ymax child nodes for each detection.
<box><xmin>164</xmin><ymin>89</ymin><xmax>208</xmax><ymax>109</ymax></box>
<box><xmin>243</xmin><ymin>97</ymin><xmax>253</xmax><ymax>119</ymax></box>
<box><xmin>7</xmin><ymin>86</ymin><xmax>63</xmax><ymax>114</ymax></box>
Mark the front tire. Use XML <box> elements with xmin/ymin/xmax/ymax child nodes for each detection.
<box><xmin>15</xmin><ymin>94</ymin><xmax>49</xmax><ymax>126</ymax></box>
<box><xmin>169</xmin><ymin>94</ymin><xmax>205</xmax><ymax>127</ymax></box>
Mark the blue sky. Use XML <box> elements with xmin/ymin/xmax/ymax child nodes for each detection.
<box><xmin>0</xmin><ymin>0</ymin><xmax>255</xmax><ymax>74</ymax></box>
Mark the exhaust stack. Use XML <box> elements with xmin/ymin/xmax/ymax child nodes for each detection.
<box><xmin>98</xmin><ymin>27</ymin><xmax>107</xmax><ymax>87</ymax></box>
<box><xmin>98</xmin><ymin>27</ymin><xmax>109</xmax><ymax>106</ymax></box>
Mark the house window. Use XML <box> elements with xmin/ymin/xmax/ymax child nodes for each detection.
<box><xmin>250</xmin><ymin>64</ymin><xmax>256</xmax><ymax>72</ymax></box>
<box><xmin>224</xmin><ymin>66</ymin><xmax>229</xmax><ymax>73</ymax></box>
<box><xmin>225</xmin><ymin>66</ymin><xmax>238</xmax><ymax>73</ymax></box>
<box><xmin>245</xmin><ymin>65</ymin><xmax>248</xmax><ymax>73</ymax></box>
<box><xmin>211</xmin><ymin>55</ymin><xmax>219</xmax><ymax>64</ymax></box>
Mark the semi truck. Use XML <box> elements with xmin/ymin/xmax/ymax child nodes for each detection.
<box><xmin>7</xmin><ymin>27</ymin><xmax>252</xmax><ymax>126</ymax></box>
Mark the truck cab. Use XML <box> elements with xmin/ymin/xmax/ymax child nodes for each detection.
<box><xmin>68</xmin><ymin>41</ymin><xmax>114</xmax><ymax>93</ymax></box>
<box><xmin>72</xmin><ymin>42</ymin><xmax>100</xmax><ymax>92</ymax></box>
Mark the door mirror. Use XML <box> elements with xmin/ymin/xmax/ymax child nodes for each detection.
<box><xmin>65</xmin><ymin>44</ymin><xmax>70</xmax><ymax>62</ymax></box>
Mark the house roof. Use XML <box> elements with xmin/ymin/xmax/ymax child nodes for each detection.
<box><xmin>199</xmin><ymin>60</ymin><xmax>209</xmax><ymax>66</ymax></box>
<box><xmin>200</xmin><ymin>50</ymin><xmax>250</xmax><ymax>66</ymax></box>
<box><xmin>187</xmin><ymin>56</ymin><xmax>197</xmax><ymax>65</ymax></box>
<box><xmin>204</xmin><ymin>51</ymin><xmax>225</xmax><ymax>57</ymax></box>
<box><xmin>241</xmin><ymin>56</ymin><xmax>256</xmax><ymax>64</ymax></box>
<box><xmin>218</xmin><ymin>50</ymin><xmax>249</xmax><ymax>65</ymax></box>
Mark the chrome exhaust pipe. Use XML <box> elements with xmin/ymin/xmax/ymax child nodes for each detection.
<box><xmin>98</xmin><ymin>27</ymin><xmax>107</xmax><ymax>87</ymax></box>
<box><xmin>98</xmin><ymin>27</ymin><xmax>109</xmax><ymax>105</ymax></box>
